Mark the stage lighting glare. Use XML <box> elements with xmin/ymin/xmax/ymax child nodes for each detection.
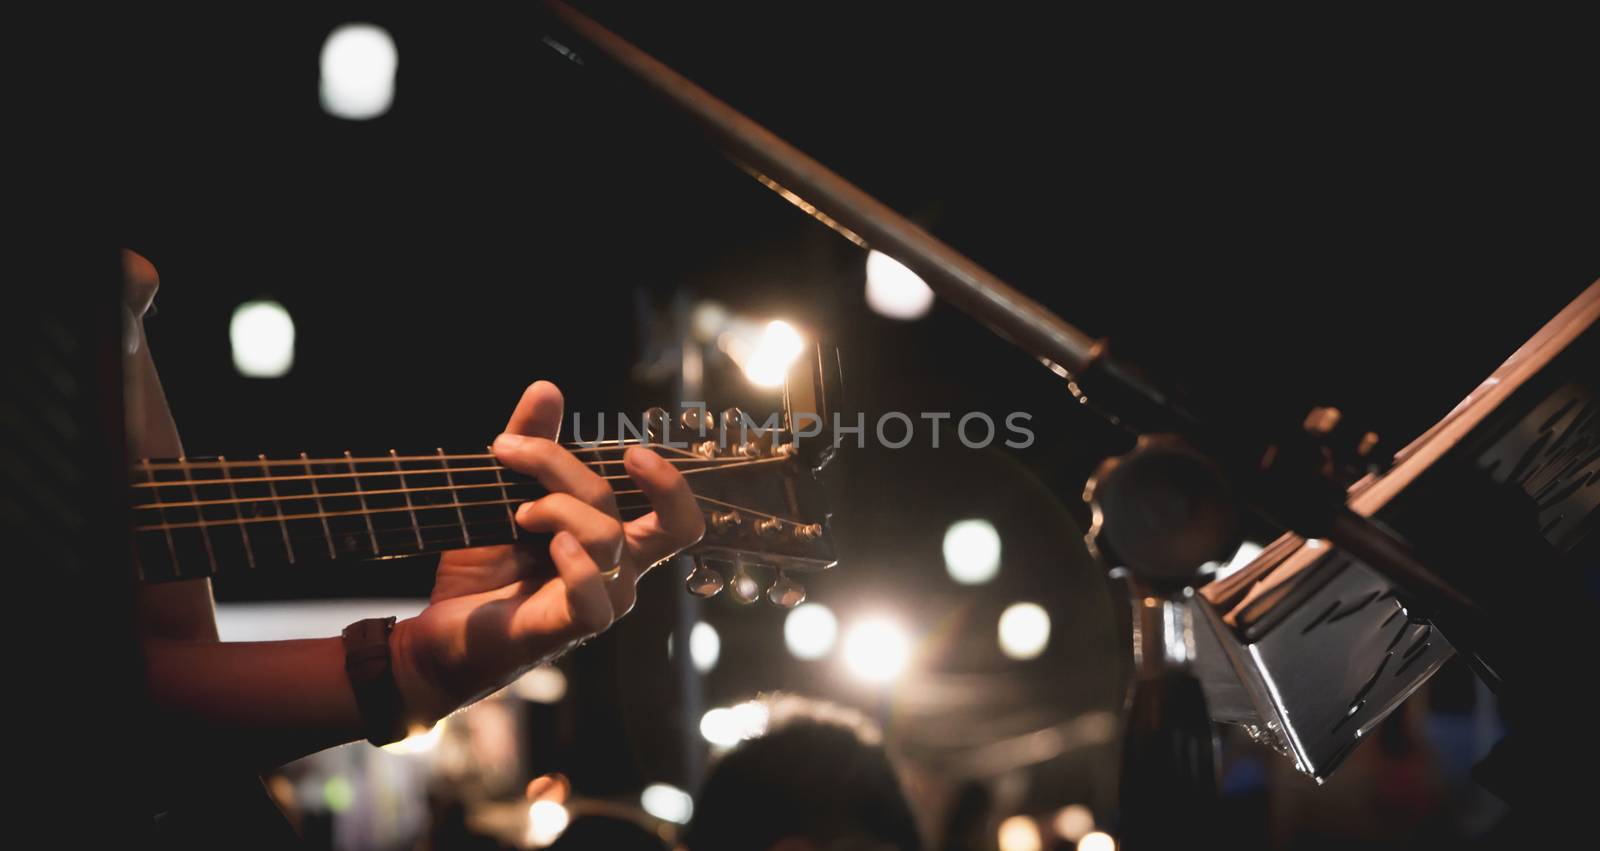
<box><xmin>1053</xmin><ymin>804</ymin><xmax>1094</xmax><ymax>842</ymax></box>
<box><xmin>511</xmin><ymin>666</ymin><xmax>567</xmax><ymax>704</ymax></box>
<box><xmin>319</xmin><ymin>23</ymin><xmax>398</xmax><ymax>120</ymax></box>
<box><xmin>865</xmin><ymin>250</ymin><xmax>935</xmax><ymax>320</ymax></box>
<box><xmin>997</xmin><ymin>815</ymin><xmax>1043</xmax><ymax>851</ymax></box>
<box><xmin>998</xmin><ymin>602</ymin><xmax>1051</xmax><ymax>660</ymax></box>
<box><xmin>843</xmin><ymin>616</ymin><xmax>910</xmax><ymax>683</ymax></box>
<box><xmin>1078</xmin><ymin>831</ymin><xmax>1116</xmax><ymax>851</ymax></box>
<box><xmin>784</xmin><ymin>603</ymin><xmax>839</xmax><ymax>660</ymax></box>
<box><xmin>525</xmin><ymin>800</ymin><xmax>570</xmax><ymax>847</ymax></box>
<box><xmin>690</xmin><ymin>621</ymin><xmax>721</xmax><ymax>673</ymax></box>
<box><xmin>743</xmin><ymin>320</ymin><xmax>805</xmax><ymax>387</ymax></box>
<box><xmin>230</xmin><ymin>300</ymin><xmax>296</xmax><ymax>378</ymax></box>
<box><xmin>699</xmin><ymin>701</ymin><xmax>769</xmax><ymax>747</ymax></box>
<box><xmin>943</xmin><ymin>518</ymin><xmax>1001</xmax><ymax>584</ymax></box>
<box><xmin>382</xmin><ymin>721</ymin><xmax>443</xmax><ymax>755</ymax></box>
<box><xmin>641</xmin><ymin>783</ymin><xmax>694</xmax><ymax>824</ymax></box>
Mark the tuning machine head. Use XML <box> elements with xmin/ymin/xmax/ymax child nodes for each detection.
<box><xmin>680</xmin><ymin>406</ymin><xmax>714</xmax><ymax>434</ymax></box>
<box><xmin>767</xmin><ymin>570</ymin><xmax>806</xmax><ymax>608</ymax></box>
<box><xmin>685</xmin><ymin>558</ymin><xmax>725</xmax><ymax>598</ymax></box>
<box><xmin>644</xmin><ymin>407</ymin><xmax>671</xmax><ymax>442</ymax></box>
<box><xmin>728</xmin><ymin>558</ymin><xmax>762</xmax><ymax>604</ymax></box>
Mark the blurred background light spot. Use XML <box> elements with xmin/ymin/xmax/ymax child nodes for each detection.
<box><xmin>1053</xmin><ymin>804</ymin><xmax>1094</xmax><ymax>842</ymax></box>
<box><xmin>382</xmin><ymin>720</ymin><xmax>443</xmax><ymax>755</ymax></box>
<box><xmin>998</xmin><ymin>601</ymin><xmax>1051</xmax><ymax>660</ymax></box>
<box><xmin>997</xmin><ymin>815</ymin><xmax>1043</xmax><ymax>851</ymax></box>
<box><xmin>511</xmin><ymin>666</ymin><xmax>567</xmax><ymax>704</ymax></box>
<box><xmin>784</xmin><ymin>602</ymin><xmax>838</xmax><ymax>660</ymax></box>
<box><xmin>865</xmin><ymin>250</ymin><xmax>935</xmax><ymax>320</ymax></box>
<box><xmin>1078</xmin><ymin>830</ymin><xmax>1116</xmax><ymax>851</ymax></box>
<box><xmin>640</xmin><ymin>782</ymin><xmax>694</xmax><ymax>824</ymax></box>
<box><xmin>742</xmin><ymin>319</ymin><xmax>805</xmax><ymax>387</ymax></box>
<box><xmin>230</xmin><ymin>300</ymin><xmax>296</xmax><ymax>378</ymax></box>
<box><xmin>319</xmin><ymin>23</ymin><xmax>398</xmax><ymax>120</ymax></box>
<box><xmin>322</xmin><ymin>775</ymin><xmax>355</xmax><ymax>812</ymax></box>
<box><xmin>525</xmin><ymin>800</ymin><xmax>570</xmax><ymax>847</ymax></box>
<box><xmin>699</xmin><ymin>701</ymin><xmax>770</xmax><ymax>747</ymax></box>
<box><xmin>690</xmin><ymin>621</ymin><xmax>721</xmax><ymax>673</ymax></box>
<box><xmin>943</xmin><ymin>518</ymin><xmax>1001</xmax><ymax>584</ymax></box>
<box><xmin>843</xmin><ymin>616</ymin><xmax>910</xmax><ymax>683</ymax></box>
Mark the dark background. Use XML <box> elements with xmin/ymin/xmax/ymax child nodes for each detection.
<box><xmin>100</xmin><ymin>2</ymin><xmax>1595</xmax><ymax>845</ymax></box>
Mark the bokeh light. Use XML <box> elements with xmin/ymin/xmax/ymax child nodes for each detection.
<box><xmin>319</xmin><ymin>24</ymin><xmax>398</xmax><ymax>120</ymax></box>
<box><xmin>998</xmin><ymin>602</ymin><xmax>1051</xmax><ymax>660</ymax></box>
<box><xmin>944</xmin><ymin>518</ymin><xmax>1001</xmax><ymax>584</ymax></box>
<box><xmin>784</xmin><ymin>602</ymin><xmax>839</xmax><ymax>660</ymax></box>
<box><xmin>842</xmin><ymin>616</ymin><xmax>910</xmax><ymax>683</ymax></box>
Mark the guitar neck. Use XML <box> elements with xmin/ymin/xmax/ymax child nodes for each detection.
<box><xmin>129</xmin><ymin>447</ymin><xmax>640</xmax><ymax>582</ymax></box>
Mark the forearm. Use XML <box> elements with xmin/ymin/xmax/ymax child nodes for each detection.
<box><xmin>143</xmin><ymin>636</ymin><xmax>364</xmax><ymax>771</ymax></box>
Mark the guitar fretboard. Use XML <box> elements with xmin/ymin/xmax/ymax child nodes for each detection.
<box><xmin>130</xmin><ymin>448</ymin><xmax>609</xmax><ymax>581</ymax></box>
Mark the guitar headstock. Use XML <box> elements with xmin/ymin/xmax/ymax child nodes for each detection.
<box><xmin>642</xmin><ymin>343</ymin><xmax>843</xmax><ymax>607</ymax></box>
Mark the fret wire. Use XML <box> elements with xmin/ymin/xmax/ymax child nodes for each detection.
<box><xmin>219</xmin><ymin>455</ymin><xmax>256</xmax><ymax>569</ymax></box>
<box><xmin>346</xmin><ymin>450</ymin><xmax>380</xmax><ymax>556</ymax></box>
<box><xmin>437</xmin><ymin>448</ymin><xmax>474</xmax><ymax>547</ymax></box>
<box><xmin>302</xmin><ymin>452</ymin><xmax>338</xmax><ymax>560</ymax></box>
<box><xmin>128</xmin><ymin>456</ymin><xmax>783</xmax><ymax>512</ymax></box>
<box><xmin>263</xmin><ymin>453</ymin><xmax>296</xmax><ymax>564</ymax></box>
<box><xmin>391</xmin><ymin>449</ymin><xmax>425</xmax><ymax>551</ymax></box>
<box><xmin>142</xmin><ymin>459</ymin><xmax>181</xmax><ymax>571</ymax></box>
<box><xmin>488</xmin><ymin>444</ymin><xmax>520</xmax><ymax>540</ymax></box>
<box><xmin>180</xmin><ymin>457</ymin><xmax>219</xmax><ymax>574</ymax></box>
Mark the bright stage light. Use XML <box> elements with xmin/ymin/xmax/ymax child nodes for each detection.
<box><xmin>319</xmin><ymin>24</ymin><xmax>398</xmax><ymax>120</ymax></box>
<box><xmin>690</xmin><ymin>621</ymin><xmax>721</xmax><ymax>674</ymax></box>
<box><xmin>997</xmin><ymin>815</ymin><xmax>1043</xmax><ymax>851</ymax></box>
<box><xmin>525</xmin><ymin>800</ymin><xmax>570</xmax><ymax>847</ymax></box>
<box><xmin>230</xmin><ymin>300</ymin><xmax>296</xmax><ymax>378</ymax></box>
<box><xmin>511</xmin><ymin>666</ymin><xmax>567</xmax><ymax>704</ymax></box>
<box><xmin>998</xmin><ymin>602</ymin><xmax>1051</xmax><ymax>660</ymax></box>
<box><xmin>1053</xmin><ymin>804</ymin><xmax>1094</xmax><ymax>842</ymax></box>
<box><xmin>382</xmin><ymin>720</ymin><xmax>443</xmax><ymax>755</ymax></box>
<box><xmin>784</xmin><ymin>602</ymin><xmax>838</xmax><ymax>660</ymax></box>
<box><xmin>699</xmin><ymin>701</ymin><xmax>769</xmax><ymax>748</ymax></box>
<box><xmin>640</xmin><ymin>783</ymin><xmax>694</xmax><ymax>824</ymax></box>
<box><xmin>943</xmin><ymin>518</ymin><xmax>1001</xmax><ymax>584</ymax></box>
<box><xmin>1078</xmin><ymin>831</ymin><xmax>1116</xmax><ymax>851</ymax></box>
<box><xmin>865</xmin><ymin>250</ymin><xmax>935</xmax><ymax>320</ymax></box>
<box><xmin>842</xmin><ymin>616</ymin><xmax>910</xmax><ymax>683</ymax></box>
<box><xmin>742</xmin><ymin>320</ymin><xmax>805</xmax><ymax>387</ymax></box>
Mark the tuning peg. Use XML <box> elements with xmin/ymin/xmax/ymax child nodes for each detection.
<box><xmin>754</xmin><ymin>516</ymin><xmax>783</xmax><ymax>538</ymax></box>
<box><xmin>793</xmin><ymin>523</ymin><xmax>824</xmax><ymax>541</ymax></box>
<box><xmin>644</xmin><ymin>407</ymin><xmax>671</xmax><ymax>442</ymax></box>
<box><xmin>708</xmin><ymin>511</ymin><xmax>742</xmax><ymax>533</ymax></box>
<box><xmin>732</xmin><ymin>440</ymin><xmax>762</xmax><ymax>458</ymax></box>
<box><xmin>767</xmin><ymin>571</ymin><xmax>806</xmax><ymax>608</ymax></box>
<box><xmin>693</xmin><ymin>440</ymin><xmax>719</xmax><ymax>459</ymax></box>
<box><xmin>720</xmin><ymin>407</ymin><xmax>746</xmax><ymax>430</ymax></box>
<box><xmin>729</xmin><ymin>559</ymin><xmax>762</xmax><ymax>604</ymax></box>
<box><xmin>680</xmin><ymin>407</ymin><xmax>714</xmax><ymax>434</ymax></box>
<box><xmin>685</xmin><ymin>558</ymin><xmax>725</xmax><ymax>598</ymax></box>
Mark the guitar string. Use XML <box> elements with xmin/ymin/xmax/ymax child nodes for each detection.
<box><xmin>127</xmin><ymin>455</ymin><xmax>786</xmax><ymax>512</ymax></box>
<box><xmin>133</xmin><ymin>490</ymin><xmax>809</xmax><ymax>533</ymax></box>
<box><xmin>132</xmin><ymin>432</ymin><xmax>793</xmax><ymax>472</ymax></box>
<box><xmin>137</xmin><ymin>502</ymin><xmax>745</xmax><ymax>564</ymax></box>
<box><xmin>127</xmin><ymin>454</ymin><xmax>761</xmax><ymax>490</ymax></box>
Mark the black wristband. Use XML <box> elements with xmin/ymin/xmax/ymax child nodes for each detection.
<box><xmin>341</xmin><ymin>617</ymin><xmax>409</xmax><ymax>747</ymax></box>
